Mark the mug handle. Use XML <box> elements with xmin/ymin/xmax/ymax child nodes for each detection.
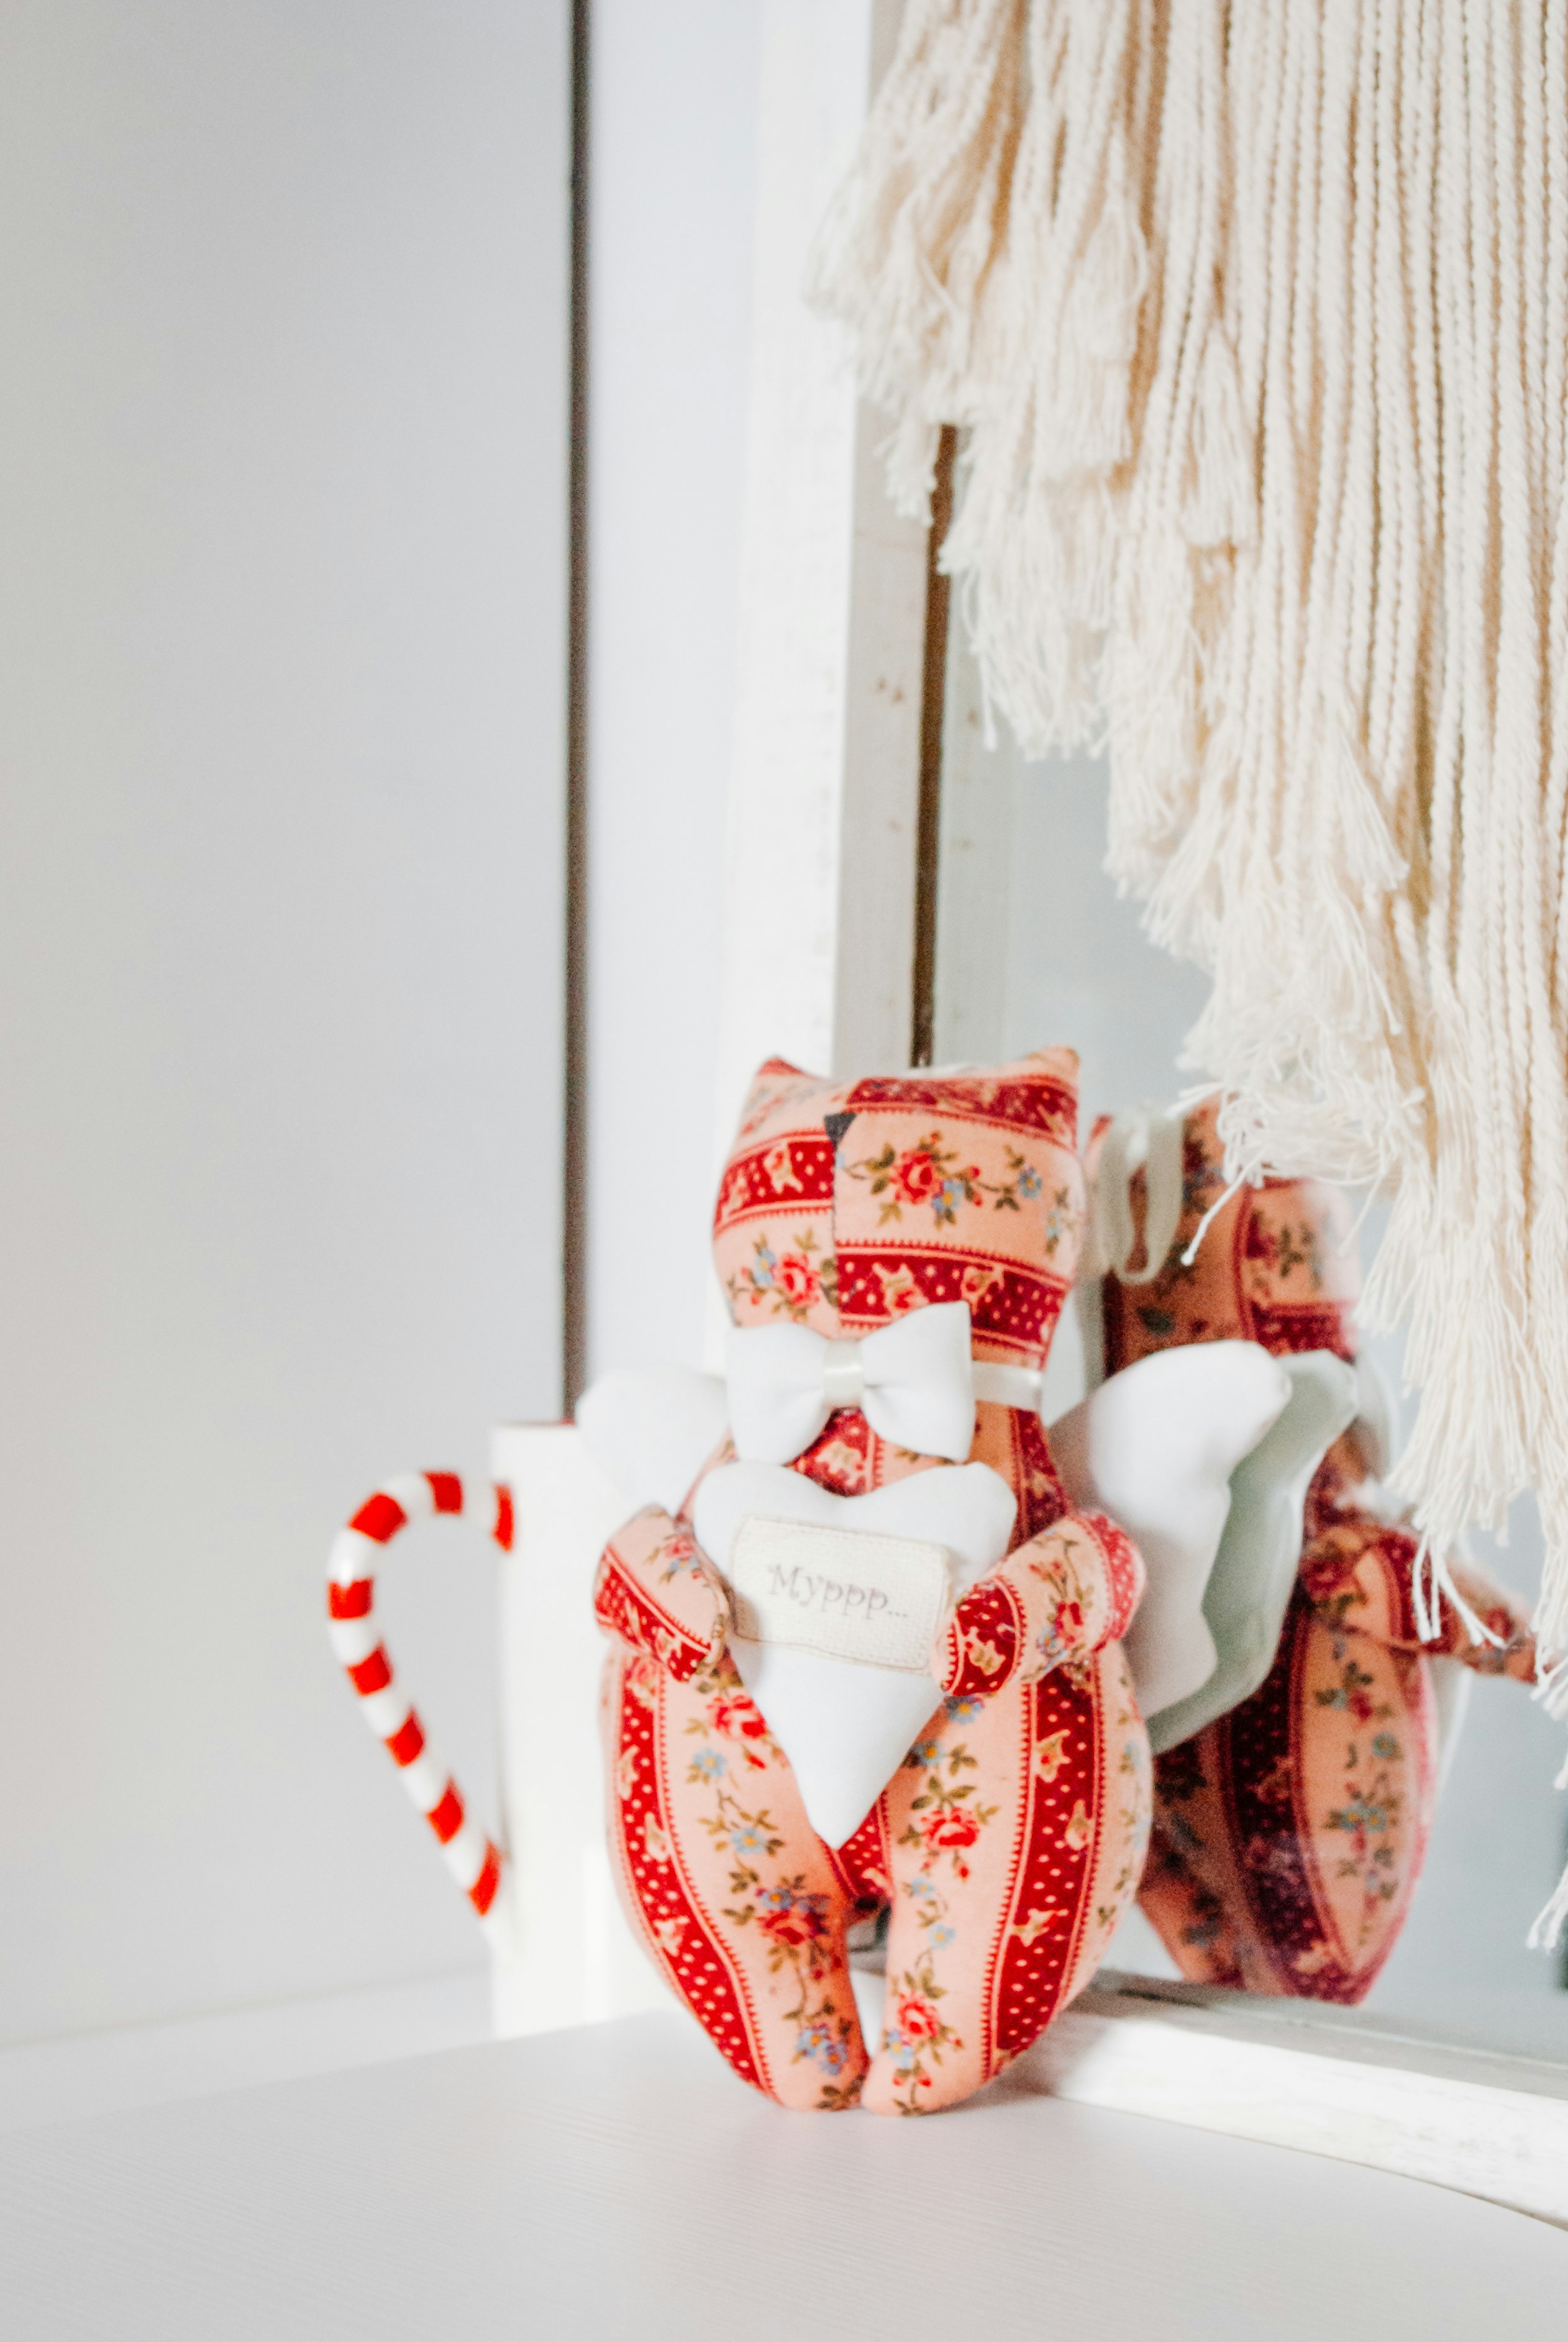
<box><xmin>326</xmin><ymin>1469</ymin><xmax>513</xmax><ymax>1936</ymax></box>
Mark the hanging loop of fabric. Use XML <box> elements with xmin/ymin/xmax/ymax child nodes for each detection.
<box><xmin>1088</xmin><ymin>1105</ymin><xmax>1187</xmax><ymax>1286</ymax></box>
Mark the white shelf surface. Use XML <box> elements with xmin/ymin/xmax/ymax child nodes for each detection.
<box><xmin>0</xmin><ymin>1970</ymin><xmax>491</xmax><ymax>2136</ymax></box>
<box><xmin>1</xmin><ymin>2011</ymin><xmax>1565</xmax><ymax>2340</ymax></box>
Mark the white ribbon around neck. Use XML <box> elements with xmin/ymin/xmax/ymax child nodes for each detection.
<box><xmin>725</xmin><ymin>1300</ymin><xmax>1044</xmax><ymax>1467</ymax></box>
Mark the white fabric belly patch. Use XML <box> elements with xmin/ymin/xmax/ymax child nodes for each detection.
<box><xmin>725</xmin><ymin>1515</ymin><xmax>950</xmax><ymax>1673</ymax></box>
<box><xmin>693</xmin><ymin>1460</ymin><xmax>1016</xmax><ymax>1846</ymax></box>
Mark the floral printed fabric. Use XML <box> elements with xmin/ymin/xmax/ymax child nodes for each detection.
<box><xmin>715</xmin><ymin>1052</ymin><xmax>1084</xmax><ymax>1365</ymax></box>
<box><xmin>1095</xmin><ymin>1098</ymin><xmax>1537</xmax><ymax>2003</ymax></box>
<box><xmin>596</xmin><ymin>1052</ymin><xmax>1153</xmax><ymax>2112</ymax></box>
<box><xmin>934</xmin><ymin>1512</ymin><xmax>1143</xmax><ymax>1698</ymax></box>
<box><xmin>593</xmin><ymin>1506</ymin><xmax>729</xmax><ymax>1685</ymax></box>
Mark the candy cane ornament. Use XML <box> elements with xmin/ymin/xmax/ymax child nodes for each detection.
<box><xmin>326</xmin><ymin>1469</ymin><xmax>514</xmax><ymax>1939</ymax></box>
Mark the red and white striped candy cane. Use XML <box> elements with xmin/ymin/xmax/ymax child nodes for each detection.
<box><xmin>326</xmin><ymin>1469</ymin><xmax>514</xmax><ymax>1934</ymax></box>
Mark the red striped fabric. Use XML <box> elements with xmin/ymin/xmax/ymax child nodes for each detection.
<box><xmin>326</xmin><ymin>1469</ymin><xmax>511</xmax><ymax>1933</ymax></box>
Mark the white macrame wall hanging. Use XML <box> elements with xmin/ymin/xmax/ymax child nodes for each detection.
<box><xmin>811</xmin><ymin>0</ymin><xmax>1568</xmax><ymax>1935</ymax></box>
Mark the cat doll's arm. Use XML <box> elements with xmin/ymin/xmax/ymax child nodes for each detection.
<box><xmin>932</xmin><ymin>1511</ymin><xmax>1146</xmax><ymax>1699</ymax></box>
<box><xmin>592</xmin><ymin>1505</ymin><xmax>730</xmax><ymax>1683</ymax></box>
<box><xmin>1300</xmin><ymin>1520</ymin><xmax>1536</xmax><ymax>1681</ymax></box>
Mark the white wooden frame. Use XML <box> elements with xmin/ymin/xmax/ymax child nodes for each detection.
<box><xmin>709</xmin><ymin>0</ymin><xmax>925</xmax><ymax>1159</ymax></box>
<box><xmin>485</xmin><ymin>0</ymin><xmax>1568</xmax><ymax>2235</ymax></box>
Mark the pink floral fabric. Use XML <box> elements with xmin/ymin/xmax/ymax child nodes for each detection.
<box><xmin>593</xmin><ymin>1506</ymin><xmax>729</xmax><ymax>1686</ymax></box>
<box><xmin>596</xmin><ymin>1053</ymin><xmax>1153</xmax><ymax>2112</ymax></box>
<box><xmin>934</xmin><ymin>1512</ymin><xmax>1144</xmax><ymax>1699</ymax></box>
<box><xmin>1094</xmin><ymin>1099</ymin><xmax>1537</xmax><ymax>2003</ymax></box>
<box><xmin>715</xmin><ymin>1052</ymin><xmax>1084</xmax><ymax>1365</ymax></box>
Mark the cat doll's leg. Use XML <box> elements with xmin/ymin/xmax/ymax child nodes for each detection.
<box><xmin>601</xmin><ymin>1644</ymin><xmax>867</xmax><ymax>2110</ymax></box>
<box><xmin>1139</xmin><ymin>1585</ymin><xmax>1438</xmax><ymax>2000</ymax></box>
<box><xmin>861</xmin><ymin>1644</ymin><xmax>1150</xmax><ymax>2115</ymax></box>
<box><xmin>1139</xmin><ymin>1503</ymin><xmax>1532</xmax><ymax>2003</ymax></box>
<box><xmin>1137</xmin><ymin>1755</ymin><xmax>1257</xmax><ymax>1992</ymax></box>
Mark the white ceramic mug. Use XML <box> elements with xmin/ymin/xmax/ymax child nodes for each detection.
<box><xmin>325</xmin><ymin>1424</ymin><xmax>668</xmax><ymax>2039</ymax></box>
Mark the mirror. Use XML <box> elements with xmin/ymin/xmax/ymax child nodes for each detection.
<box><xmin>931</xmin><ymin>615</ymin><xmax>1568</xmax><ymax>2065</ymax></box>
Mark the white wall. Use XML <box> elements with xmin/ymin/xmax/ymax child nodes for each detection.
<box><xmin>0</xmin><ymin>0</ymin><xmax>568</xmax><ymax>2045</ymax></box>
<box><xmin>582</xmin><ymin>0</ymin><xmax>764</xmax><ymax>1382</ymax></box>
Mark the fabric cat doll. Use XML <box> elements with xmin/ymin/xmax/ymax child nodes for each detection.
<box><xmin>589</xmin><ymin>1050</ymin><xmax>1159</xmax><ymax>2113</ymax></box>
<box><xmin>1085</xmin><ymin>1098</ymin><xmax>1538</xmax><ymax>2003</ymax></box>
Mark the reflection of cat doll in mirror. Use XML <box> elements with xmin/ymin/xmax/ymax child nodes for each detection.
<box><xmin>1086</xmin><ymin>1099</ymin><xmax>1538</xmax><ymax>2005</ymax></box>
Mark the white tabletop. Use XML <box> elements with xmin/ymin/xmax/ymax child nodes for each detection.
<box><xmin>1</xmin><ymin>2010</ymin><xmax>1564</xmax><ymax>2340</ymax></box>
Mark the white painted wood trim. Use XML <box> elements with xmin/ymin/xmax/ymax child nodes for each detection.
<box><xmin>711</xmin><ymin>0</ymin><xmax>923</xmax><ymax>1180</ymax></box>
<box><xmin>1033</xmin><ymin>1977</ymin><xmax>1568</xmax><ymax>2231</ymax></box>
<box><xmin>829</xmin><ymin>401</ymin><xmax>929</xmax><ymax>1076</ymax></box>
<box><xmin>931</xmin><ymin>606</ymin><xmax>1016</xmax><ymax>1065</ymax></box>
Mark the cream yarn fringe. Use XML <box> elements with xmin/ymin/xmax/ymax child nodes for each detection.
<box><xmin>811</xmin><ymin>0</ymin><xmax>1568</xmax><ymax>1943</ymax></box>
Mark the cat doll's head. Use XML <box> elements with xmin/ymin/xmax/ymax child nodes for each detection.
<box><xmin>712</xmin><ymin>1050</ymin><xmax>1086</xmax><ymax>1370</ymax></box>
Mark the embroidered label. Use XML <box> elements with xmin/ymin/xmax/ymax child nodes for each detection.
<box><xmin>725</xmin><ymin>1515</ymin><xmax>951</xmax><ymax>1672</ymax></box>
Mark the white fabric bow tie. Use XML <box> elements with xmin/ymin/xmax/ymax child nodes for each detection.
<box><xmin>726</xmin><ymin>1300</ymin><xmax>986</xmax><ymax>1465</ymax></box>
<box><xmin>726</xmin><ymin>1301</ymin><xmax>1047</xmax><ymax>1465</ymax></box>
